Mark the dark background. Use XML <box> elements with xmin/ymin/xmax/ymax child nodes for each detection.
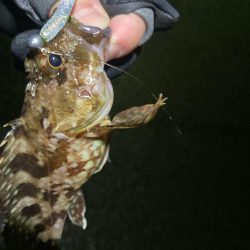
<box><xmin>0</xmin><ymin>0</ymin><xmax>250</xmax><ymax>249</ymax></box>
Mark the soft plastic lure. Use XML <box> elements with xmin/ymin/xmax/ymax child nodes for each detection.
<box><xmin>40</xmin><ymin>0</ymin><xmax>75</xmax><ymax>42</ymax></box>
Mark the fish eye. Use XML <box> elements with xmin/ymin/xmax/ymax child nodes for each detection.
<box><xmin>48</xmin><ymin>53</ymin><xmax>62</xmax><ymax>68</ymax></box>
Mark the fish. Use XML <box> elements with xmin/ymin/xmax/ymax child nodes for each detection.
<box><xmin>0</xmin><ymin>17</ymin><xmax>166</xmax><ymax>242</ymax></box>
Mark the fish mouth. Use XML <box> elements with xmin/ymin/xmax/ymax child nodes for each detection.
<box><xmin>66</xmin><ymin>73</ymin><xmax>114</xmax><ymax>134</ymax></box>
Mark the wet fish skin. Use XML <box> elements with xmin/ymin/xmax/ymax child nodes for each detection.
<box><xmin>0</xmin><ymin>17</ymin><xmax>165</xmax><ymax>242</ymax></box>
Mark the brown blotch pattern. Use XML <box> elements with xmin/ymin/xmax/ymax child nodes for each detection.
<box><xmin>13</xmin><ymin>126</ymin><xmax>25</xmax><ymax>139</ymax></box>
<box><xmin>56</xmin><ymin>69</ymin><xmax>67</xmax><ymax>85</ymax></box>
<box><xmin>17</xmin><ymin>183</ymin><xmax>39</xmax><ymax>198</ymax></box>
<box><xmin>48</xmin><ymin>140</ymin><xmax>68</xmax><ymax>169</ymax></box>
<box><xmin>42</xmin><ymin>191</ymin><xmax>59</xmax><ymax>206</ymax></box>
<box><xmin>34</xmin><ymin>223</ymin><xmax>46</xmax><ymax>234</ymax></box>
<box><xmin>8</xmin><ymin>153</ymin><xmax>48</xmax><ymax>178</ymax></box>
<box><xmin>21</xmin><ymin>204</ymin><xmax>41</xmax><ymax>217</ymax></box>
<box><xmin>64</xmin><ymin>187</ymin><xmax>75</xmax><ymax>199</ymax></box>
<box><xmin>43</xmin><ymin>211</ymin><xmax>67</xmax><ymax>227</ymax></box>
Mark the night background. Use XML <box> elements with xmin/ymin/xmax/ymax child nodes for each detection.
<box><xmin>0</xmin><ymin>0</ymin><xmax>249</xmax><ymax>249</ymax></box>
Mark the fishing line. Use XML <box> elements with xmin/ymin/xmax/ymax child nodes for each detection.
<box><xmin>74</xmin><ymin>55</ymin><xmax>183</xmax><ymax>136</ymax></box>
<box><xmin>102</xmin><ymin>61</ymin><xmax>198</xmax><ymax>176</ymax></box>
<box><xmin>103</xmin><ymin>61</ymin><xmax>183</xmax><ymax>136</ymax></box>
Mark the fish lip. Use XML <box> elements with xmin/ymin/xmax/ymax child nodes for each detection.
<box><xmin>65</xmin><ymin>74</ymin><xmax>114</xmax><ymax>134</ymax></box>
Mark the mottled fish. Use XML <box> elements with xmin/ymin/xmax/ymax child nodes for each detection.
<box><xmin>0</xmin><ymin>17</ymin><xmax>165</xmax><ymax>242</ymax></box>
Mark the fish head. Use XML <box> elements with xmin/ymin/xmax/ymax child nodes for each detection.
<box><xmin>24</xmin><ymin>18</ymin><xmax>113</xmax><ymax>134</ymax></box>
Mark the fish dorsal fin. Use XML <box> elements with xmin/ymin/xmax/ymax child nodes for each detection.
<box><xmin>68</xmin><ymin>189</ymin><xmax>87</xmax><ymax>230</ymax></box>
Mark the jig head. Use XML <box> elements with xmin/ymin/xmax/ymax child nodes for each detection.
<box><xmin>28</xmin><ymin>0</ymin><xmax>75</xmax><ymax>49</ymax></box>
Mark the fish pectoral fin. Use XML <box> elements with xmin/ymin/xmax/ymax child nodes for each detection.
<box><xmin>4</xmin><ymin>118</ymin><xmax>23</xmax><ymax>130</ymax></box>
<box><xmin>68</xmin><ymin>189</ymin><xmax>87</xmax><ymax>230</ymax></box>
<box><xmin>108</xmin><ymin>94</ymin><xmax>166</xmax><ymax>129</ymax></box>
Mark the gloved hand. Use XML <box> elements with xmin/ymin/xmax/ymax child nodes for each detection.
<box><xmin>2</xmin><ymin>0</ymin><xmax>179</xmax><ymax>78</ymax></box>
<box><xmin>100</xmin><ymin>0</ymin><xmax>180</xmax><ymax>77</ymax></box>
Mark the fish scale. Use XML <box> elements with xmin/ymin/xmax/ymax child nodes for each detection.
<box><xmin>0</xmin><ymin>17</ymin><xmax>165</xmax><ymax>242</ymax></box>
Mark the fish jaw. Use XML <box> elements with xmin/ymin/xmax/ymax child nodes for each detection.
<box><xmin>0</xmin><ymin>18</ymin><xmax>114</xmax><ymax>242</ymax></box>
<box><xmin>66</xmin><ymin>72</ymin><xmax>114</xmax><ymax>135</ymax></box>
<box><xmin>23</xmin><ymin>18</ymin><xmax>114</xmax><ymax>135</ymax></box>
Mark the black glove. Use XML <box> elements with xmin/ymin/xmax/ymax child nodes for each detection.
<box><xmin>1</xmin><ymin>0</ymin><xmax>179</xmax><ymax>78</ymax></box>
